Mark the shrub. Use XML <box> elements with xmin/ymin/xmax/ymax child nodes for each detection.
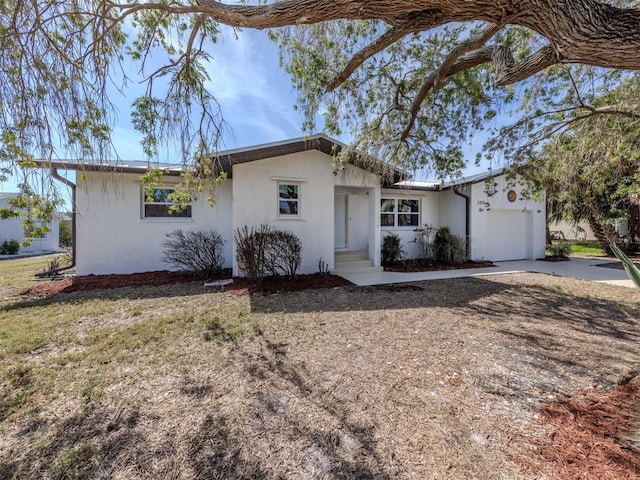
<box><xmin>263</xmin><ymin>229</ymin><xmax>302</xmax><ymax>279</ymax></box>
<box><xmin>234</xmin><ymin>225</ymin><xmax>302</xmax><ymax>279</ymax></box>
<box><xmin>162</xmin><ymin>229</ymin><xmax>225</xmax><ymax>278</ymax></box>
<box><xmin>433</xmin><ymin>226</ymin><xmax>468</xmax><ymax>264</ymax></box>
<box><xmin>318</xmin><ymin>258</ymin><xmax>330</xmax><ymax>276</ymax></box>
<box><xmin>40</xmin><ymin>252</ymin><xmax>73</xmax><ymax>277</ymax></box>
<box><xmin>0</xmin><ymin>239</ymin><xmax>20</xmax><ymax>255</ymax></box>
<box><xmin>548</xmin><ymin>241</ymin><xmax>572</xmax><ymax>258</ymax></box>
<box><xmin>234</xmin><ymin>225</ymin><xmax>269</xmax><ymax>280</ymax></box>
<box><xmin>412</xmin><ymin>224</ymin><xmax>436</xmax><ymax>261</ymax></box>
<box><xmin>59</xmin><ymin>219</ymin><xmax>73</xmax><ymax>248</ymax></box>
<box><xmin>381</xmin><ymin>233</ymin><xmax>404</xmax><ymax>265</ymax></box>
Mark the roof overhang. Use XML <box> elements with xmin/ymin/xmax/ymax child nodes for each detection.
<box><xmin>36</xmin><ymin>134</ymin><xmax>409</xmax><ymax>186</ymax></box>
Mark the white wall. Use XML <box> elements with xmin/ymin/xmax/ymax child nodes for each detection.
<box><xmin>380</xmin><ymin>188</ymin><xmax>440</xmax><ymax>259</ymax></box>
<box><xmin>550</xmin><ymin>219</ymin><xmax>596</xmax><ymax>241</ymax></box>
<box><xmin>232</xmin><ymin>151</ymin><xmax>380</xmax><ymax>274</ymax></box>
<box><xmin>438</xmin><ymin>189</ymin><xmax>467</xmax><ymax>238</ymax></box>
<box><xmin>75</xmin><ymin>172</ymin><xmax>232</xmax><ymax>275</ymax></box>
<box><xmin>0</xmin><ymin>195</ymin><xmax>60</xmax><ymax>253</ymax></box>
<box><xmin>469</xmin><ymin>175</ymin><xmax>546</xmax><ymax>261</ymax></box>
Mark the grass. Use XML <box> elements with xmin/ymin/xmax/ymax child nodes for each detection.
<box><xmin>1</xmin><ymin>256</ymin><xmax>639</xmax><ymax>479</ymax></box>
<box><xmin>568</xmin><ymin>241</ymin><xmax>606</xmax><ymax>256</ymax></box>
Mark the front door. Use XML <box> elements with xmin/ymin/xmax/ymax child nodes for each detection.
<box><xmin>334</xmin><ymin>194</ymin><xmax>347</xmax><ymax>249</ymax></box>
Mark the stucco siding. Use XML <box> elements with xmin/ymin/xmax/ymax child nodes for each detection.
<box><xmin>233</xmin><ymin>150</ymin><xmax>378</xmax><ymax>275</ymax></box>
<box><xmin>438</xmin><ymin>189</ymin><xmax>467</xmax><ymax>238</ymax></box>
<box><xmin>232</xmin><ymin>150</ymin><xmax>336</xmax><ymax>275</ymax></box>
<box><xmin>75</xmin><ymin>172</ymin><xmax>232</xmax><ymax>275</ymax></box>
<box><xmin>469</xmin><ymin>175</ymin><xmax>546</xmax><ymax>261</ymax></box>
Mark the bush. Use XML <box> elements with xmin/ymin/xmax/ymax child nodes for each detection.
<box><xmin>412</xmin><ymin>224</ymin><xmax>436</xmax><ymax>261</ymax></box>
<box><xmin>548</xmin><ymin>241</ymin><xmax>571</xmax><ymax>258</ymax></box>
<box><xmin>264</xmin><ymin>229</ymin><xmax>302</xmax><ymax>278</ymax></box>
<box><xmin>234</xmin><ymin>225</ymin><xmax>302</xmax><ymax>279</ymax></box>
<box><xmin>0</xmin><ymin>239</ymin><xmax>20</xmax><ymax>255</ymax></box>
<box><xmin>381</xmin><ymin>233</ymin><xmax>404</xmax><ymax>265</ymax></box>
<box><xmin>162</xmin><ymin>229</ymin><xmax>225</xmax><ymax>278</ymax></box>
<box><xmin>59</xmin><ymin>219</ymin><xmax>73</xmax><ymax>248</ymax></box>
<box><xmin>433</xmin><ymin>226</ymin><xmax>468</xmax><ymax>264</ymax></box>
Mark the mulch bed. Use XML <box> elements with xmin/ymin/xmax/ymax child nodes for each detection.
<box><xmin>383</xmin><ymin>260</ymin><xmax>494</xmax><ymax>272</ymax></box>
<box><xmin>540</xmin><ymin>255</ymin><xmax>571</xmax><ymax>262</ymax></box>
<box><xmin>19</xmin><ymin>261</ymin><xmax>498</xmax><ymax>297</ymax></box>
<box><xmin>18</xmin><ymin>270</ymin><xmax>353</xmax><ymax>297</ymax></box>
<box><xmin>518</xmin><ymin>380</ymin><xmax>640</xmax><ymax>479</ymax></box>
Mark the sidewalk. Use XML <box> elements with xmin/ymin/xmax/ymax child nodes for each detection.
<box><xmin>337</xmin><ymin>257</ymin><xmax>636</xmax><ymax>288</ymax></box>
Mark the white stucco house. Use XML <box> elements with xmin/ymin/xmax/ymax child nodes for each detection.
<box><xmin>44</xmin><ymin>135</ymin><xmax>546</xmax><ymax>276</ymax></box>
<box><xmin>0</xmin><ymin>192</ymin><xmax>61</xmax><ymax>254</ymax></box>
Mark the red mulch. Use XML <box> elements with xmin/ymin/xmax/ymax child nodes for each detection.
<box><xmin>18</xmin><ymin>270</ymin><xmax>353</xmax><ymax>297</ymax></box>
<box><xmin>383</xmin><ymin>260</ymin><xmax>494</xmax><ymax>272</ymax></box>
<box><xmin>518</xmin><ymin>382</ymin><xmax>640</xmax><ymax>479</ymax></box>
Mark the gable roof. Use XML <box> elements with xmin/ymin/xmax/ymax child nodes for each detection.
<box><xmin>37</xmin><ymin>134</ymin><xmax>408</xmax><ymax>186</ymax></box>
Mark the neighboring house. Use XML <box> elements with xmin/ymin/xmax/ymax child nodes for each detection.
<box><xmin>44</xmin><ymin>135</ymin><xmax>546</xmax><ymax>276</ymax></box>
<box><xmin>0</xmin><ymin>193</ymin><xmax>61</xmax><ymax>254</ymax></box>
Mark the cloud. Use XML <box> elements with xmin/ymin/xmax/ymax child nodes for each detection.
<box><xmin>203</xmin><ymin>27</ymin><xmax>306</xmax><ymax>148</ymax></box>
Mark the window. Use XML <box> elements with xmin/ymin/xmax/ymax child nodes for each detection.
<box><xmin>278</xmin><ymin>183</ymin><xmax>300</xmax><ymax>216</ymax></box>
<box><xmin>143</xmin><ymin>187</ymin><xmax>192</xmax><ymax>218</ymax></box>
<box><xmin>381</xmin><ymin>198</ymin><xmax>419</xmax><ymax>227</ymax></box>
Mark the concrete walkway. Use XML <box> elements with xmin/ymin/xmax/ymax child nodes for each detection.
<box><xmin>337</xmin><ymin>257</ymin><xmax>636</xmax><ymax>288</ymax></box>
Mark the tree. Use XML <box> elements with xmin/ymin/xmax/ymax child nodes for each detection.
<box><xmin>2</xmin><ymin>0</ymin><xmax>640</xmax><ymax>192</ymax></box>
<box><xmin>525</xmin><ymin>77</ymin><xmax>640</xmax><ymax>253</ymax></box>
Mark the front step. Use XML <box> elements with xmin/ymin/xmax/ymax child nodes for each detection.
<box><xmin>332</xmin><ymin>251</ymin><xmax>384</xmax><ymax>275</ymax></box>
<box><xmin>335</xmin><ymin>251</ymin><xmax>369</xmax><ymax>263</ymax></box>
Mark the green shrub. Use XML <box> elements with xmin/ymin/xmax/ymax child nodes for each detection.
<box><xmin>0</xmin><ymin>239</ymin><xmax>20</xmax><ymax>255</ymax></box>
<box><xmin>381</xmin><ymin>233</ymin><xmax>404</xmax><ymax>265</ymax></box>
<box><xmin>548</xmin><ymin>241</ymin><xmax>571</xmax><ymax>258</ymax></box>
<box><xmin>433</xmin><ymin>226</ymin><xmax>467</xmax><ymax>264</ymax></box>
<box><xmin>59</xmin><ymin>219</ymin><xmax>73</xmax><ymax>248</ymax></box>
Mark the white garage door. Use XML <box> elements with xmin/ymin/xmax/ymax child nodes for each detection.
<box><xmin>484</xmin><ymin>210</ymin><xmax>530</xmax><ymax>261</ymax></box>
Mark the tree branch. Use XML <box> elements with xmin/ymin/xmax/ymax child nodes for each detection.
<box><xmin>192</xmin><ymin>0</ymin><xmax>640</xmax><ymax>71</ymax></box>
<box><xmin>399</xmin><ymin>23</ymin><xmax>501</xmax><ymax>142</ymax></box>
<box><xmin>326</xmin><ymin>28</ymin><xmax>406</xmax><ymax>93</ymax></box>
<box><xmin>326</xmin><ymin>10</ymin><xmax>454</xmax><ymax>92</ymax></box>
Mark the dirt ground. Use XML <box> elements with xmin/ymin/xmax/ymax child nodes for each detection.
<box><xmin>3</xmin><ymin>270</ymin><xmax>640</xmax><ymax>479</ymax></box>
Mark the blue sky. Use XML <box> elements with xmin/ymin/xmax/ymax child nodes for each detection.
<box><xmin>105</xmin><ymin>26</ymin><xmax>312</xmax><ymax>160</ymax></box>
<box><xmin>2</xmin><ymin>25</ymin><xmax>495</xmax><ymax>196</ymax></box>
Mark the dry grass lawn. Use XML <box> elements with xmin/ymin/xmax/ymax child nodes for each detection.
<box><xmin>1</xmin><ymin>257</ymin><xmax>639</xmax><ymax>479</ymax></box>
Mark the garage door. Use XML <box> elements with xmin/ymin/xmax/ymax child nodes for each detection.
<box><xmin>484</xmin><ymin>210</ymin><xmax>529</xmax><ymax>261</ymax></box>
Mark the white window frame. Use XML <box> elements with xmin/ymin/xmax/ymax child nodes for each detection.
<box><xmin>141</xmin><ymin>186</ymin><xmax>192</xmax><ymax>219</ymax></box>
<box><xmin>380</xmin><ymin>197</ymin><xmax>420</xmax><ymax>228</ymax></box>
<box><xmin>277</xmin><ymin>182</ymin><xmax>301</xmax><ymax>217</ymax></box>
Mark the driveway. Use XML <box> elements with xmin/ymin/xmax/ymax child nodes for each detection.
<box><xmin>337</xmin><ymin>257</ymin><xmax>636</xmax><ymax>287</ymax></box>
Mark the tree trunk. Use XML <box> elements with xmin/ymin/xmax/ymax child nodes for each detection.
<box><xmin>627</xmin><ymin>204</ymin><xmax>640</xmax><ymax>251</ymax></box>
<box><xmin>587</xmin><ymin>214</ymin><xmax>616</xmax><ymax>255</ymax></box>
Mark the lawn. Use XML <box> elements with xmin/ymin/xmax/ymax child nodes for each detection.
<box><xmin>568</xmin><ymin>241</ymin><xmax>607</xmax><ymax>257</ymax></box>
<box><xmin>1</xmin><ymin>257</ymin><xmax>639</xmax><ymax>479</ymax></box>
<box><xmin>546</xmin><ymin>241</ymin><xmax>607</xmax><ymax>258</ymax></box>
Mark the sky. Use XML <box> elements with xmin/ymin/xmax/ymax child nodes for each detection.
<box><xmin>1</xmin><ymin>25</ymin><xmax>495</xmax><ymax>197</ymax></box>
<box><xmin>106</xmin><ymin>26</ymin><xmax>312</xmax><ymax>160</ymax></box>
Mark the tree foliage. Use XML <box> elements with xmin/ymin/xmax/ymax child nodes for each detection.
<box><xmin>525</xmin><ymin>77</ymin><xmax>640</xmax><ymax>252</ymax></box>
<box><xmin>1</xmin><ymin>0</ymin><xmax>640</xmax><ymax>192</ymax></box>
